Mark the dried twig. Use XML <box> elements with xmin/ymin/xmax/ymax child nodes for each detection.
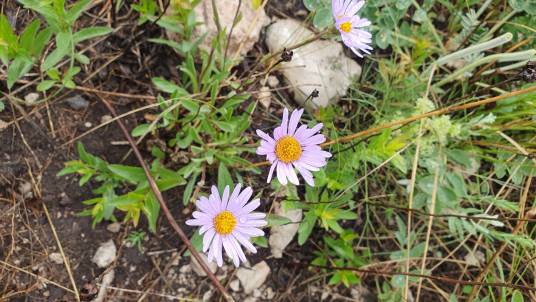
<box><xmin>97</xmin><ymin>95</ymin><xmax>234</xmax><ymax>302</ymax></box>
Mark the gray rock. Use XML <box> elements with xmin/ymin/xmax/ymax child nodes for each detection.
<box><xmin>265</xmin><ymin>19</ymin><xmax>362</xmax><ymax>108</ymax></box>
<box><xmin>190</xmin><ymin>254</ymin><xmax>218</xmax><ymax>277</ymax></box>
<box><xmin>237</xmin><ymin>261</ymin><xmax>270</xmax><ymax>294</ymax></box>
<box><xmin>269</xmin><ymin>202</ymin><xmax>302</xmax><ymax>258</ymax></box>
<box><xmin>49</xmin><ymin>252</ymin><xmax>63</xmax><ymax>264</ymax></box>
<box><xmin>167</xmin><ymin>0</ymin><xmax>269</xmax><ymax>62</ymax></box>
<box><xmin>65</xmin><ymin>95</ymin><xmax>89</xmax><ymax>110</ymax></box>
<box><xmin>92</xmin><ymin>240</ymin><xmax>117</xmax><ymax>268</ymax></box>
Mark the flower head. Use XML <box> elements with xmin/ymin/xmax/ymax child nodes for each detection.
<box><xmin>186</xmin><ymin>184</ymin><xmax>266</xmax><ymax>267</ymax></box>
<box><xmin>256</xmin><ymin>108</ymin><xmax>332</xmax><ymax>186</ymax></box>
<box><xmin>332</xmin><ymin>0</ymin><xmax>372</xmax><ymax>57</ymax></box>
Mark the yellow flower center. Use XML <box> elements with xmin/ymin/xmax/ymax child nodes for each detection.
<box><xmin>275</xmin><ymin>136</ymin><xmax>302</xmax><ymax>164</ymax></box>
<box><xmin>339</xmin><ymin>21</ymin><xmax>352</xmax><ymax>33</ymax></box>
<box><xmin>213</xmin><ymin>211</ymin><xmax>237</xmax><ymax>235</ymax></box>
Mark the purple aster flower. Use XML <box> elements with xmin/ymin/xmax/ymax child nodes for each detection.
<box><xmin>185</xmin><ymin>184</ymin><xmax>266</xmax><ymax>267</ymax></box>
<box><xmin>332</xmin><ymin>0</ymin><xmax>373</xmax><ymax>57</ymax></box>
<box><xmin>256</xmin><ymin>108</ymin><xmax>332</xmax><ymax>186</ymax></box>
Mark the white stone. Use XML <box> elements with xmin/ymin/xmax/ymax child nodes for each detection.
<box><xmin>265</xmin><ymin>19</ymin><xmax>362</xmax><ymax>108</ymax></box>
<box><xmin>84</xmin><ymin>122</ymin><xmax>92</xmax><ymax>128</ymax></box>
<box><xmin>24</xmin><ymin>93</ymin><xmax>39</xmax><ymax>105</ymax></box>
<box><xmin>269</xmin><ymin>202</ymin><xmax>302</xmax><ymax>258</ymax></box>
<box><xmin>258</xmin><ymin>86</ymin><xmax>271</xmax><ymax>109</ymax></box>
<box><xmin>252</xmin><ymin>289</ymin><xmax>261</xmax><ymax>297</ymax></box>
<box><xmin>100</xmin><ymin>115</ymin><xmax>112</xmax><ymax>124</ymax></box>
<box><xmin>264</xmin><ymin>287</ymin><xmax>275</xmax><ymax>299</ymax></box>
<box><xmin>48</xmin><ymin>252</ymin><xmax>63</xmax><ymax>265</ymax></box>
<box><xmin>190</xmin><ymin>254</ymin><xmax>218</xmax><ymax>277</ymax></box>
<box><xmin>106</xmin><ymin>222</ymin><xmax>120</xmax><ymax>233</ymax></box>
<box><xmin>92</xmin><ymin>240</ymin><xmax>117</xmax><ymax>268</ymax></box>
<box><xmin>267</xmin><ymin>76</ymin><xmax>279</xmax><ymax>88</ymax></box>
<box><xmin>229</xmin><ymin>279</ymin><xmax>240</xmax><ymax>292</ymax></box>
<box><xmin>167</xmin><ymin>0</ymin><xmax>269</xmax><ymax>62</ymax></box>
<box><xmin>237</xmin><ymin>261</ymin><xmax>270</xmax><ymax>294</ymax></box>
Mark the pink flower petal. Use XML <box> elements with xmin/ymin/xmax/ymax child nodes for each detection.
<box><xmin>225</xmin><ymin>236</ymin><xmax>241</xmax><ymax>267</ymax></box>
<box><xmin>276</xmin><ymin>161</ymin><xmax>288</xmax><ymax>185</ymax></box>
<box><xmin>288</xmin><ymin>108</ymin><xmax>304</xmax><ymax>136</ymax></box>
<box><xmin>280</xmin><ymin>108</ymin><xmax>289</xmax><ymax>136</ymax></box>
<box><xmin>284</xmin><ymin>163</ymin><xmax>300</xmax><ymax>185</ymax></box>
<box><xmin>203</xmin><ymin>228</ymin><xmax>215</xmax><ymax>252</ymax></box>
<box><xmin>230</xmin><ymin>236</ymin><xmax>247</xmax><ymax>262</ymax></box>
<box><xmin>266</xmin><ymin>162</ymin><xmax>277</xmax><ymax>183</ymax></box>
<box><xmin>256</xmin><ymin>129</ymin><xmax>275</xmax><ymax>144</ymax></box>
<box><xmin>233</xmin><ymin>232</ymin><xmax>257</xmax><ymax>254</ymax></box>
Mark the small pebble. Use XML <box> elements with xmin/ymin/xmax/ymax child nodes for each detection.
<box><xmin>229</xmin><ymin>279</ymin><xmax>240</xmax><ymax>292</ymax></box>
<box><xmin>100</xmin><ymin>115</ymin><xmax>112</xmax><ymax>124</ymax></box>
<box><xmin>267</xmin><ymin>75</ymin><xmax>279</xmax><ymax>88</ymax></box>
<box><xmin>106</xmin><ymin>222</ymin><xmax>121</xmax><ymax>233</ymax></box>
<box><xmin>84</xmin><ymin>122</ymin><xmax>92</xmax><ymax>128</ymax></box>
<box><xmin>24</xmin><ymin>93</ymin><xmax>39</xmax><ymax>105</ymax></box>
<box><xmin>49</xmin><ymin>253</ymin><xmax>63</xmax><ymax>265</ymax></box>
<box><xmin>65</xmin><ymin>95</ymin><xmax>89</xmax><ymax>110</ymax></box>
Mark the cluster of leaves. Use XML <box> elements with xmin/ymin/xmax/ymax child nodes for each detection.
<box><xmin>1</xmin><ymin>0</ymin><xmax>111</xmax><ymax>108</ymax></box>
<box><xmin>58</xmin><ymin>143</ymin><xmax>185</xmax><ymax>232</ymax></box>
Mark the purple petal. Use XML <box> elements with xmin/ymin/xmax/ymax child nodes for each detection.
<box><xmin>303</xmin><ymin>134</ymin><xmax>326</xmax><ymax>146</ymax></box>
<box><xmin>288</xmin><ymin>108</ymin><xmax>304</xmax><ymax>136</ymax></box>
<box><xmin>233</xmin><ymin>232</ymin><xmax>257</xmax><ymax>254</ymax></box>
<box><xmin>222</xmin><ymin>236</ymin><xmax>240</xmax><ymax>267</ymax></box>
<box><xmin>256</xmin><ymin>129</ymin><xmax>275</xmax><ymax>144</ymax></box>
<box><xmin>237</xmin><ymin>199</ymin><xmax>260</xmax><ymax>216</ymax></box>
<box><xmin>266</xmin><ymin>162</ymin><xmax>276</xmax><ymax>183</ymax></box>
<box><xmin>221</xmin><ymin>185</ymin><xmax>230</xmax><ymax>210</ymax></box>
<box><xmin>186</xmin><ymin>218</ymin><xmax>209</xmax><ymax>226</ymax></box>
<box><xmin>237</xmin><ymin>226</ymin><xmax>264</xmax><ymax>237</ymax></box>
<box><xmin>197</xmin><ymin>196</ymin><xmax>217</xmax><ymax>215</ymax></box>
<box><xmin>210</xmin><ymin>186</ymin><xmax>222</xmax><ymax>212</ymax></box>
<box><xmin>213</xmin><ymin>235</ymin><xmax>223</xmax><ymax>267</ymax></box>
<box><xmin>230</xmin><ymin>236</ymin><xmax>247</xmax><ymax>262</ymax></box>
<box><xmin>280</xmin><ymin>108</ymin><xmax>289</xmax><ymax>136</ymax></box>
<box><xmin>295</xmin><ymin>163</ymin><xmax>315</xmax><ymax>186</ymax></box>
<box><xmin>203</xmin><ymin>228</ymin><xmax>216</xmax><ymax>252</ymax></box>
<box><xmin>276</xmin><ymin>161</ymin><xmax>288</xmax><ymax>185</ymax></box>
<box><xmin>284</xmin><ymin>163</ymin><xmax>300</xmax><ymax>185</ymax></box>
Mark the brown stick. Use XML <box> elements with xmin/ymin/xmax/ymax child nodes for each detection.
<box><xmin>250</xmin><ymin>85</ymin><xmax>536</xmax><ymax>168</ymax></box>
<box><xmin>97</xmin><ymin>95</ymin><xmax>234</xmax><ymax>302</ymax></box>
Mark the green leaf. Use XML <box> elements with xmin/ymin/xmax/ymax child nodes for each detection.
<box><xmin>42</xmin><ymin>32</ymin><xmax>71</xmax><ymax>71</ymax></box>
<box><xmin>7</xmin><ymin>56</ymin><xmax>33</xmax><ymax>89</ymax></box>
<box><xmin>19</xmin><ymin>19</ymin><xmax>41</xmax><ymax>52</ymax></box>
<box><xmin>0</xmin><ymin>14</ymin><xmax>18</xmax><ymax>48</ymax></box>
<box><xmin>152</xmin><ymin>77</ymin><xmax>187</xmax><ymax>94</ymax></box>
<box><xmin>217</xmin><ymin>162</ymin><xmax>233</xmax><ymax>192</ymax></box>
<box><xmin>182</xmin><ymin>173</ymin><xmax>198</xmax><ymax>205</ymax></box>
<box><xmin>313</xmin><ymin>7</ymin><xmax>333</xmax><ymax>29</ymax></box>
<box><xmin>214</xmin><ymin>120</ymin><xmax>236</xmax><ymax>132</ymax></box>
<box><xmin>143</xmin><ymin>193</ymin><xmax>160</xmax><ymax>233</ymax></box>
<box><xmin>65</xmin><ymin>0</ymin><xmax>92</xmax><ymax>24</ymax></box>
<box><xmin>298</xmin><ymin>212</ymin><xmax>317</xmax><ymax>245</ymax></box>
<box><xmin>131</xmin><ymin>123</ymin><xmax>151</xmax><ymax>137</ymax></box>
<box><xmin>33</xmin><ymin>28</ymin><xmax>53</xmax><ymax>57</ymax></box>
<box><xmin>37</xmin><ymin>80</ymin><xmax>56</xmax><ymax>92</ymax></box>
<box><xmin>75</xmin><ymin>52</ymin><xmax>90</xmax><ymax>64</ymax></box>
<box><xmin>511</xmin><ymin>290</ymin><xmax>524</xmax><ymax>302</ymax></box>
<box><xmin>108</xmin><ymin>164</ymin><xmax>146</xmax><ymax>183</ymax></box>
<box><xmin>303</xmin><ymin>0</ymin><xmax>324</xmax><ymax>11</ymax></box>
<box><xmin>267</xmin><ymin>214</ymin><xmax>292</xmax><ymax>227</ymax></box>
<box><xmin>72</xmin><ymin>26</ymin><xmax>112</xmax><ymax>43</ymax></box>
<box><xmin>251</xmin><ymin>236</ymin><xmax>268</xmax><ymax>248</ymax></box>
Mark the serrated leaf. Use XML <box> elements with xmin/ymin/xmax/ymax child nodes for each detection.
<box><xmin>7</xmin><ymin>56</ymin><xmax>33</xmax><ymax>89</ymax></box>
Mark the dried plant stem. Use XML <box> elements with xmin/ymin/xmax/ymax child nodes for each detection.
<box><xmin>97</xmin><ymin>95</ymin><xmax>234</xmax><ymax>302</ymax></box>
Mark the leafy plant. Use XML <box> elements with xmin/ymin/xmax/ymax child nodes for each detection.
<box><xmin>10</xmin><ymin>0</ymin><xmax>112</xmax><ymax>92</ymax></box>
<box><xmin>58</xmin><ymin>143</ymin><xmax>185</xmax><ymax>232</ymax></box>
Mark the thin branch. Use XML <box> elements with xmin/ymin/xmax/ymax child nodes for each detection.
<box><xmin>97</xmin><ymin>95</ymin><xmax>234</xmax><ymax>302</ymax></box>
